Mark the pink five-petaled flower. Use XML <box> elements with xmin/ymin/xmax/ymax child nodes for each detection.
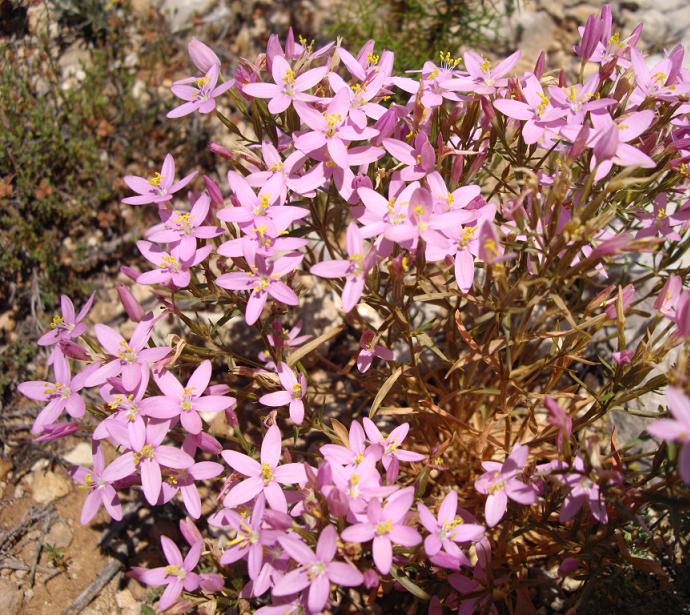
<box><xmin>356</xmin><ymin>330</ymin><xmax>394</xmax><ymax>373</ymax></box>
<box><xmin>18</xmin><ymin>353</ymin><xmax>95</xmax><ymax>435</ymax></box>
<box><xmin>136</xmin><ymin>240</ymin><xmax>212</xmax><ymax>289</ymax></box>
<box><xmin>215</xmin><ymin>249</ymin><xmax>303</xmax><ymax>326</ymax></box>
<box><xmin>145</xmin><ymin>360</ymin><xmax>236</xmax><ymax>434</ymax></box>
<box><xmin>221</xmin><ymin>423</ymin><xmax>307</xmax><ymax>512</ymax></box>
<box><xmin>558</xmin><ymin>456</ymin><xmax>609</xmax><ymax>524</ymax></box>
<box><xmin>122</xmin><ymin>153</ymin><xmax>197</xmax><ymax>205</ymax></box>
<box><xmin>102</xmin><ymin>422</ymin><xmax>194</xmax><ymax>505</ymax></box>
<box><xmin>71</xmin><ymin>445</ymin><xmax>123</xmax><ymax>525</ymax></box>
<box><xmin>310</xmin><ymin>222</ymin><xmax>374</xmax><ymax>312</ymax></box>
<box><xmin>218</xmin><ymin>493</ymin><xmax>268</xmax><ymax>577</ymax></box>
<box><xmin>85</xmin><ymin>314</ymin><xmax>171</xmax><ymax>391</ymax></box>
<box><xmin>474</xmin><ymin>444</ymin><xmax>537</xmax><ymax>527</ymax></box>
<box><xmin>362</xmin><ymin>418</ymin><xmax>425</xmax><ymax>470</ymax></box>
<box><xmin>167</xmin><ymin>63</ymin><xmax>235</xmax><ymax>118</ymax></box>
<box><xmin>340</xmin><ymin>487</ymin><xmax>421</xmax><ymax>575</ymax></box>
<box><xmin>418</xmin><ymin>490</ymin><xmax>485</xmax><ymax>560</ymax></box>
<box><xmin>38</xmin><ymin>293</ymin><xmax>94</xmax><ymax>352</ymax></box>
<box><xmin>243</xmin><ymin>55</ymin><xmax>328</xmax><ymax>114</ymax></box>
<box><xmin>273</xmin><ymin>526</ymin><xmax>364</xmax><ymax>613</ymax></box>
<box><xmin>130</xmin><ymin>535</ymin><xmax>203</xmax><ymax>612</ymax></box>
<box><xmin>647</xmin><ymin>387</ymin><xmax>690</xmax><ymax>483</ymax></box>
<box><xmin>146</xmin><ymin>193</ymin><xmax>224</xmax><ymax>262</ymax></box>
<box><xmin>160</xmin><ymin>457</ymin><xmax>224</xmax><ymax>519</ymax></box>
<box><xmin>259</xmin><ymin>362</ymin><xmax>307</xmax><ymax>425</ymax></box>
<box><xmin>320</xmin><ymin>419</ymin><xmax>383</xmax><ymax>468</ymax></box>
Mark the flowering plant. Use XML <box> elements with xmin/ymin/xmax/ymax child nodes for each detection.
<box><xmin>20</xmin><ymin>6</ymin><xmax>690</xmax><ymax>613</ymax></box>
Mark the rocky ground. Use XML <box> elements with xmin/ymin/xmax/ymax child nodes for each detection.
<box><xmin>2</xmin><ymin>1</ymin><xmax>690</xmax><ymax>614</ymax></box>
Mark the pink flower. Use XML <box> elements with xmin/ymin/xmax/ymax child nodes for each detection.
<box><xmin>294</xmin><ymin>89</ymin><xmax>378</xmax><ymax>169</ymax></box>
<box><xmin>130</xmin><ymin>535</ymin><xmax>203</xmax><ymax>611</ymax></box>
<box><xmin>545</xmin><ymin>397</ymin><xmax>572</xmax><ymax>452</ymax></box>
<box><xmin>310</xmin><ymin>223</ymin><xmax>374</xmax><ymax>312</ymax></box>
<box><xmin>215</xmin><ymin>249</ymin><xmax>304</xmax><ymax>326</ymax></box>
<box><xmin>654</xmin><ymin>274</ymin><xmax>682</xmax><ymax>317</ymax></box>
<box><xmin>144</xmin><ymin>360</ymin><xmax>236</xmax><ymax>434</ymax></box>
<box><xmin>222</xmin><ymin>423</ymin><xmax>307</xmax><ymax>511</ymax></box>
<box><xmin>647</xmin><ymin>387</ymin><xmax>690</xmax><ymax>483</ymax></box>
<box><xmin>85</xmin><ymin>314</ymin><xmax>171</xmax><ymax>391</ymax></box>
<box><xmin>167</xmin><ymin>63</ymin><xmax>234</xmax><ymax>118</ymax></box>
<box><xmin>418</xmin><ymin>490</ymin><xmax>484</xmax><ymax>560</ymax></box>
<box><xmin>558</xmin><ymin>456</ymin><xmax>609</xmax><ymax>524</ymax></box>
<box><xmin>612</xmin><ymin>350</ymin><xmax>634</xmax><ymax>365</ymax></box>
<box><xmin>259</xmin><ymin>362</ymin><xmax>308</xmax><ymax>425</ymax></box>
<box><xmin>242</xmin><ymin>56</ymin><xmax>328</xmax><ymax>114</ymax></box>
<box><xmin>160</xmin><ymin>458</ymin><xmax>224</xmax><ymax>518</ymax></box>
<box><xmin>38</xmin><ymin>293</ymin><xmax>94</xmax><ymax>352</ymax></box>
<box><xmin>444</xmin><ymin>50</ymin><xmax>521</xmax><ymax>95</ymax></box>
<box><xmin>493</xmin><ymin>74</ymin><xmax>566</xmax><ymax>145</ymax></box>
<box><xmin>340</xmin><ymin>487</ymin><xmax>421</xmax><ymax>575</ymax></box>
<box><xmin>273</xmin><ymin>526</ymin><xmax>364</xmax><ymax>612</ymax></box>
<box><xmin>217</xmin><ymin>494</ymin><xmax>268</xmax><ymax>578</ymax></box>
<box><xmin>675</xmin><ymin>290</ymin><xmax>690</xmax><ymax>338</ymax></box>
<box><xmin>18</xmin><ymin>353</ymin><xmax>96</xmax><ymax>435</ymax></box>
<box><xmin>102</xmin><ymin>422</ymin><xmax>194</xmax><ymax>505</ymax></box>
<box><xmin>122</xmin><ymin>154</ymin><xmax>196</xmax><ymax>205</ymax></box>
<box><xmin>474</xmin><ymin>444</ymin><xmax>537</xmax><ymax>527</ymax></box>
<box><xmin>320</xmin><ymin>419</ymin><xmax>383</xmax><ymax>467</ymax></box>
<box><xmin>136</xmin><ymin>240</ymin><xmax>212</xmax><ymax>289</ymax></box>
<box><xmin>356</xmin><ymin>330</ymin><xmax>394</xmax><ymax>373</ymax></box>
<box><xmin>382</xmin><ymin>133</ymin><xmax>436</xmax><ymax>181</ymax></box>
<box><xmin>362</xmin><ymin>418</ymin><xmax>425</xmax><ymax>471</ymax></box>
<box><xmin>71</xmin><ymin>445</ymin><xmax>123</xmax><ymax>524</ymax></box>
<box><xmin>146</xmin><ymin>193</ymin><xmax>224</xmax><ymax>261</ymax></box>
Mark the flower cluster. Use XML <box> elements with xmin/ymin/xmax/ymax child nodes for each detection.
<box><xmin>19</xmin><ymin>6</ymin><xmax>690</xmax><ymax>613</ymax></box>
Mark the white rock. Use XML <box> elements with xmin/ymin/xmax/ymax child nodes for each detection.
<box><xmin>63</xmin><ymin>443</ymin><xmax>93</xmax><ymax>467</ymax></box>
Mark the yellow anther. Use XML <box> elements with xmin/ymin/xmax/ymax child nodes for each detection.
<box><xmin>657</xmin><ymin>207</ymin><xmax>666</xmax><ymax>219</ymax></box>
<box><xmin>252</xmin><ymin>224</ymin><xmax>269</xmax><ymax>236</ymax></box>
<box><xmin>140</xmin><ymin>444</ymin><xmax>155</xmax><ymax>460</ymax></box>
<box><xmin>367</xmin><ymin>53</ymin><xmax>379</xmax><ymax>65</ymax></box>
<box><xmin>292</xmin><ymin>383</ymin><xmax>302</xmax><ymax>398</ymax></box>
<box><xmin>50</xmin><ymin>315</ymin><xmax>64</xmax><ymax>329</ymax></box>
<box><xmin>488</xmin><ymin>479</ymin><xmax>505</xmax><ymax>494</ymax></box>
<box><xmin>261</xmin><ymin>463</ymin><xmax>274</xmax><ymax>482</ymax></box>
<box><xmin>413</xmin><ymin>204</ymin><xmax>426</xmax><ymax>217</ymax></box>
<box><xmin>480</xmin><ymin>59</ymin><xmax>492</xmax><ymax>73</ymax></box>
<box><xmin>283</xmin><ymin>69</ymin><xmax>296</xmax><ymax>85</ymax></box>
<box><xmin>609</xmin><ymin>32</ymin><xmax>622</xmax><ymax>47</ymax></box>
<box><xmin>484</xmin><ymin>238</ymin><xmax>498</xmax><ymax>256</ymax></box>
<box><xmin>175</xmin><ymin>212</ymin><xmax>193</xmax><ymax>228</ymax></box>
<box><xmin>351</xmin><ymin>474</ymin><xmax>362</xmax><ymax>485</ymax></box>
<box><xmin>429</xmin><ymin>68</ymin><xmax>440</xmax><ymax>80</ymax></box>
<box><xmin>354</xmin><ymin>453</ymin><xmax>365</xmax><ymax>464</ymax></box>
<box><xmin>256</xmin><ymin>193</ymin><xmax>272</xmax><ymax>214</ymax></box>
<box><xmin>352</xmin><ymin>83</ymin><xmax>362</xmax><ymax>95</ymax></box>
<box><xmin>162</xmin><ymin>255</ymin><xmax>180</xmax><ymax>270</ymax></box>
<box><xmin>270</xmin><ymin>161</ymin><xmax>284</xmax><ymax>172</ymax></box>
<box><xmin>195</xmin><ymin>76</ymin><xmax>209</xmax><ymax>89</ymax></box>
<box><xmin>149</xmin><ymin>172</ymin><xmax>163</xmax><ymax>187</ymax></box>
<box><xmin>167</xmin><ymin>475</ymin><xmax>178</xmax><ymax>485</ymax></box>
<box><xmin>376</xmin><ymin>520</ymin><xmax>393</xmax><ymax>535</ymax></box>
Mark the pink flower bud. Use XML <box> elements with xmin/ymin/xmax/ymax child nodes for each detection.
<box><xmin>203</xmin><ymin>175</ymin><xmax>224</xmax><ymax>207</ymax></box>
<box><xmin>59</xmin><ymin>340</ymin><xmax>91</xmax><ymax>361</ymax></box>
<box><xmin>559</xmin><ymin>557</ymin><xmax>580</xmax><ymax>576</ymax></box>
<box><xmin>209</xmin><ymin>141</ymin><xmax>234</xmax><ymax>160</ymax></box>
<box><xmin>188</xmin><ymin>38</ymin><xmax>221</xmax><ymax>73</ymax></box>
<box><xmin>34</xmin><ymin>422</ymin><xmax>80</xmax><ymax>442</ymax></box>
<box><xmin>120</xmin><ymin>265</ymin><xmax>140</xmax><ymax>282</ymax></box>
<box><xmin>117</xmin><ymin>283</ymin><xmax>145</xmax><ymax>322</ymax></box>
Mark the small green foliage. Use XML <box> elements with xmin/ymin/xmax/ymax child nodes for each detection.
<box><xmin>327</xmin><ymin>0</ymin><xmax>514</xmax><ymax>71</ymax></box>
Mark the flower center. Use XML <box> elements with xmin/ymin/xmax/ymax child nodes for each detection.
<box><xmin>149</xmin><ymin>172</ymin><xmax>163</xmax><ymax>187</ymax></box>
<box><xmin>376</xmin><ymin>519</ymin><xmax>393</xmax><ymax>536</ymax></box>
<box><xmin>308</xmin><ymin>562</ymin><xmax>327</xmax><ymax>580</ymax></box>
<box><xmin>44</xmin><ymin>382</ymin><xmax>72</xmax><ymax>399</ymax></box>
<box><xmin>50</xmin><ymin>315</ymin><xmax>65</xmax><ymax>329</ymax></box>
<box><xmin>255</xmin><ymin>193</ymin><xmax>271</xmax><ymax>215</ymax></box>
<box><xmin>261</xmin><ymin>463</ymin><xmax>274</xmax><ymax>483</ymax></box>
<box><xmin>162</xmin><ymin>255</ymin><xmax>180</xmax><ymax>272</ymax></box>
<box><xmin>291</xmin><ymin>383</ymin><xmax>302</xmax><ymax>399</ymax></box>
<box><xmin>166</xmin><ymin>564</ymin><xmax>187</xmax><ymax>579</ymax></box>
<box><xmin>118</xmin><ymin>341</ymin><xmax>138</xmax><ymax>362</ymax></box>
